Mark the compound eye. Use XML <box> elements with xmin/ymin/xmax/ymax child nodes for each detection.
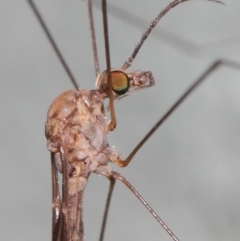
<box><xmin>110</xmin><ymin>71</ymin><xmax>130</xmax><ymax>95</ymax></box>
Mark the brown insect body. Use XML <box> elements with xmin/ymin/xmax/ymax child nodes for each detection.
<box><xmin>46</xmin><ymin>89</ymin><xmax>114</xmax><ymax>172</ymax></box>
<box><xmin>46</xmin><ymin>88</ymin><xmax>114</xmax><ymax>241</ymax></box>
<box><xmin>45</xmin><ymin>70</ymin><xmax>155</xmax><ymax>240</ymax></box>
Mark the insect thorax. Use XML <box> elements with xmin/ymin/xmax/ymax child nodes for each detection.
<box><xmin>45</xmin><ymin>89</ymin><xmax>118</xmax><ymax>178</ymax></box>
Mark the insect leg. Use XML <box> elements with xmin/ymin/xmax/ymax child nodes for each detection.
<box><xmin>26</xmin><ymin>0</ymin><xmax>79</xmax><ymax>89</ymax></box>
<box><xmin>113</xmin><ymin>59</ymin><xmax>240</xmax><ymax>168</ymax></box>
<box><xmin>110</xmin><ymin>171</ymin><xmax>180</xmax><ymax>241</ymax></box>
<box><xmin>99</xmin><ymin>177</ymin><xmax>116</xmax><ymax>241</ymax></box>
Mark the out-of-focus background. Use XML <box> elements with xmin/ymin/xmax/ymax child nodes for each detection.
<box><xmin>1</xmin><ymin>0</ymin><xmax>240</xmax><ymax>240</ymax></box>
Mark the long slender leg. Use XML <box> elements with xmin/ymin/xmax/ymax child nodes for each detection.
<box><xmin>114</xmin><ymin>59</ymin><xmax>240</xmax><ymax>168</ymax></box>
<box><xmin>121</xmin><ymin>0</ymin><xmax>223</xmax><ymax>71</ymax></box>
<box><xmin>92</xmin><ymin>0</ymin><xmax>211</xmax><ymax>57</ymax></box>
<box><xmin>105</xmin><ymin>171</ymin><xmax>180</xmax><ymax>241</ymax></box>
<box><xmin>51</xmin><ymin>153</ymin><xmax>62</xmax><ymax>241</ymax></box>
<box><xmin>87</xmin><ymin>0</ymin><xmax>100</xmax><ymax>77</ymax></box>
<box><xmin>99</xmin><ymin>177</ymin><xmax>116</xmax><ymax>241</ymax></box>
<box><xmin>26</xmin><ymin>0</ymin><xmax>78</xmax><ymax>89</ymax></box>
<box><xmin>102</xmin><ymin>0</ymin><xmax>116</xmax><ymax>131</ymax></box>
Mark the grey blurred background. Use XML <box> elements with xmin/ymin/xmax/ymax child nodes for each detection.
<box><xmin>1</xmin><ymin>0</ymin><xmax>240</xmax><ymax>240</ymax></box>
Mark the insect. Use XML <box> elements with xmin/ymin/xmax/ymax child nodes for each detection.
<box><xmin>1</xmin><ymin>0</ymin><xmax>240</xmax><ymax>241</ymax></box>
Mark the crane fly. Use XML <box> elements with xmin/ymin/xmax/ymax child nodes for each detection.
<box><xmin>1</xmin><ymin>0</ymin><xmax>240</xmax><ymax>240</ymax></box>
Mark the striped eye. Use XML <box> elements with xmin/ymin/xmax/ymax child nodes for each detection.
<box><xmin>110</xmin><ymin>70</ymin><xmax>130</xmax><ymax>95</ymax></box>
